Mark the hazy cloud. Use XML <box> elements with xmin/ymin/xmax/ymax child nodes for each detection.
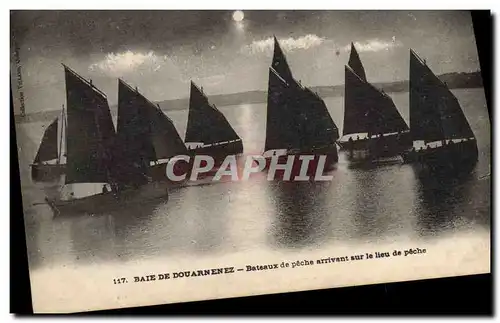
<box><xmin>89</xmin><ymin>50</ymin><xmax>165</xmax><ymax>76</ymax></box>
<box><xmin>344</xmin><ymin>38</ymin><xmax>402</xmax><ymax>53</ymax></box>
<box><xmin>181</xmin><ymin>74</ymin><xmax>227</xmax><ymax>86</ymax></box>
<box><xmin>243</xmin><ymin>34</ymin><xmax>326</xmax><ymax>54</ymax></box>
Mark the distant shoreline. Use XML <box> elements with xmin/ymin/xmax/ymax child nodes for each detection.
<box><xmin>14</xmin><ymin>71</ymin><xmax>483</xmax><ymax>124</ymax></box>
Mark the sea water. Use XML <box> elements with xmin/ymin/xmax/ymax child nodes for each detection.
<box><xmin>15</xmin><ymin>88</ymin><xmax>490</xmax><ymax>271</ymax></box>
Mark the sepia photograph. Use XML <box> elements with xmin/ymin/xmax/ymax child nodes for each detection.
<box><xmin>10</xmin><ymin>10</ymin><xmax>491</xmax><ymax>313</ymax></box>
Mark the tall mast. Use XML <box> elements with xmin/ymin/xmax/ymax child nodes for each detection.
<box><xmin>58</xmin><ymin>104</ymin><xmax>65</xmax><ymax>164</ymax></box>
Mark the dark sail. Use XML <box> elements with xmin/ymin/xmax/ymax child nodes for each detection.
<box><xmin>438</xmin><ymin>82</ymin><xmax>475</xmax><ymax>140</ymax></box>
<box><xmin>64</xmin><ymin>65</ymin><xmax>116</xmax><ymax>184</ymax></box>
<box><xmin>265</xmin><ymin>68</ymin><xmax>299</xmax><ymax>151</ymax></box>
<box><xmin>185</xmin><ymin>81</ymin><xmax>241</xmax><ymax>146</ymax></box>
<box><xmin>266</xmin><ymin>38</ymin><xmax>339</xmax><ymax>152</ymax></box>
<box><xmin>294</xmin><ymin>83</ymin><xmax>339</xmax><ymax>148</ymax></box>
<box><xmin>343</xmin><ymin>65</ymin><xmax>371</xmax><ymax>136</ymax></box>
<box><xmin>348</xmin><ymin>42</ymin><xmax>367</xmax><ymax>82</ymax></box>
<box><xmin>271</xmin><ymin>36</ymin><xmax>294</xmax><ymax>81</ymax></box>
<box><xmin>115</xmin><ymin>79</ymin><xmax>157</xmax><ymax>184</ymax></box>
<box><xmin>117</xmin><ymin>79</ymin><xmax>188</xmax><ymax>162</ymax></box>
<box><xmin>117</xmin><ymin>80</ymin><xmax>156</xmax><ymax>162</ymax></box>
<box><xmin>148</xmin><ymin>104</ymin><xmax>189</xmax><ymax>159</ymax></box>
<box><xmin>409</xmin><ymin>50</ymin><xmax>445</xmax><ymax>143</ymax></box>
<box><xmin>410</xmin><ymin>50</ymin><xmax>474</xmax><ymax>142</ymax></box>
<box><xmin>265</xmin><ymin>68</ymin><xmax>339</xmax><ymax>152</ymax></box>
<box><xmin>34</xmin><ymin>118</ymin><xmax>59</xmax><ymax>163</ymax></box>
<box><xmin>344</xmin><ymin>65</ymin><xmax>408</xmax><ymax>137</ymax></box>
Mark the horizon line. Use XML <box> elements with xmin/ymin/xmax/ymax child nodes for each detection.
<box><xmin>13</xmin><ymin>69</ymin><xmax>482</xmax><ymax>118</ymax></box>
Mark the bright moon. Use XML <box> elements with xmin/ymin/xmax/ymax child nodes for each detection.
<box><xmin>232</xmin><ymin>10</ymin><xmax>244</xmax><ymax>22</ymax></box>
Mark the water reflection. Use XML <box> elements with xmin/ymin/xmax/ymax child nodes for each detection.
<box><xmin>267</xmin><ymin>180</ymin><xmax>332</xmax><ymax>250</ymax></box>
<box><xmin>67</xmin><ymin>214</ymin><xmax>116</xmax><ymax>263</ymax></box>
<box><xmin>225</xmin><ymin>103</ymin><xmax>266</xmax><ymax>155</ymax></box>
<box><xmin>107</xmin><ymin>200</ymin><xmax>163</xmax><ymax>261</ymax></box>
<box><xmin>413</xmin><ymin>170</ymin><xmax>477</xmax><ymax>236</ymax></box>
<box><xmin>145</xmin><ymin>183</ymin><xmax>232</xmax><ymax>256</ymax></box>
<box><xmin>348</xmin><ymin>165</ymin><xmax>417</xmax><ymax>242</ymax></box>
<box><xmin>350</xmin><ymin>169</ymin><xmax>384</xmax><ymax>238</ymax></box>
<box><xmin>25</xmin><ymin>202</ymin><xmax>75</xmax><ymax>270</ymax></box>
<box><xmin>224</xmin><ymin>174</ymin><xmax>274</xmax><ymax>252</ymax></box>
<box><xmin>18</xmin><ymin>89</ymin><xmax>490</xmax><ymax>270</ymax></box>
<box><xmin>24</xmin><ymin>207</ymin><xmax>46</xmax><ymax>270</ymax></box>
<box><xmin>174</xmin><ymin>183</ymin><xmax>231</xmax><ymax>254</ymax></box>
<box><xmin>60</xmin><ymin>199</ymin><xmax>161</xmax><ymax>264</ymax></box>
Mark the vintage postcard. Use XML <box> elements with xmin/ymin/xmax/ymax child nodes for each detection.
<box><xmin>11</xmin><ymin>10</ymin><xmax>490</xmax><ymax>313</ymax></box>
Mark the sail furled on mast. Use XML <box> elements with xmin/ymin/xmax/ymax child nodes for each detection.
<box><xmin>64</xmin><ymin>65</ymin><xmax>116</xmax><ymax>184</ymax></box>
<box><xmin>34</xmin><ymin>118</ymin><xmax>59</xmax><ymax>163</ymax></box>
<box><xmin>344</xmin><ymin>65</ymin><xmax>408</xmax><ymax>137</ymax></box>
<box><xmin>409</xmin><ymin>49</ymin><xmax>474</xmax><ymax>142</ymax></box>
<box><xmin>185</xmin><ymin>81</ymin><xmax>242</xmax><ymax>146</ymax></box>
<box><xmin>348</xmin><ymin>43</ymin><xmax>367</xmax><ymax>82</ymax></box>
<box><xmin>271</xmin><ymin>36</ymin><xmax>294</xmax><ymax>81</ymax></box>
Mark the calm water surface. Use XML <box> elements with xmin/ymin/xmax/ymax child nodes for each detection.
<box><xmin>16</xmin><ymin>88</ymin><xmax>491</xmax><ymax>270</ymax></box>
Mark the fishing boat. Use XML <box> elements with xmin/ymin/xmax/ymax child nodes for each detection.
<box><xmin>116</xmin><ymin>79</ymin><xmax>191</xmax><ymax>184</ymax></box>
<box><xmin>185</xmin><ymin>81</ymin><xmax>243</xmax><ymax>166</ymax></box>
<box><xmin>400</xmin><ymin>49</ymin><xmax>478</xmax><ymax>176</ymax></box>
<box><xmin>261</xmin><ymin>37</ymin><xmax>339</xmax><ymax>177</ymax></box>
<box><xmin>337</xmin><ymin>43</ymin><xmax>411</xmax><ymax>164</ymax></box>
<box><xmin>30</xmin><ymin>106</ymin><xmax>66</xmax><ymax>182</ymax></box>
<box><xmin>45</xmin><ymin>65</ymin><xmax>169</xmax><ymax>215</ymax></box>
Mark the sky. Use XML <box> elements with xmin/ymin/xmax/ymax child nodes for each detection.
<box><xmin>10</xmin><ymin>10</ymin><xmax>481</xmax><ymax>113</ymax></box>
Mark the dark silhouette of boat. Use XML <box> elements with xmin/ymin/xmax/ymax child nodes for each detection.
<box><xmin>401</xmin><ymin>49</ymin><xmax>478</xmax><ymax>176</ymax></box>
<box><xmin>184</xmin><ymin>81</ymin><xmax>243</xmax><ymax>166</ymax></box>
<box><xmin>261</xmin><ymin>36</ymin><xmax>340</xmax><ymax>177</ymax></box>
<box><xmin>30</xmin><ymin>106</ymin><xmax>66</xmax><ymax>182</ymax></box>
<box><xmin>45</xmin><ymin>65</ymin><xmax>169</xmax><ymax>215</ymax></box>
<box><xmin>116</xmin><ymin>79</ymin><xmax>191</xmax><ymax>184</ymax></box>
<box><xmin>337</xmin><ymin>43</ymin><xmax>411</xmax><ymax>164</ymax></box>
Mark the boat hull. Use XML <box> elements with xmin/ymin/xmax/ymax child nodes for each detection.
<box><xmin>344</xmin><ymin>153</ymin><xmax>404</xmax><ymax>169</ymax></box>
<box><xmin>262</xmin><ymin>145</ymin><xmax>338</xmax><ymax>180</ymax></box>
<box><xmin>338</xmin><ymin>132</ymin><xmax>412</xmax><ymax>158</ymax></box>
<box><xmin>148</xmin><ymin>141</ymin><xmax>244</xmax><ymax>183</ymax></box>
<box><xmin>46</xmin><ymin>180</ymin><xmax>169</xmax><ymax>216</ymax></box>
<box><xmin>148</xmin><ymin>161</ymin><xmax>191</xmax><ymax>185</ymax></box>
<box><xmin>31</xmin><ymin>163</ymin><xmax>66</xmax><ymax>183</ymax></box>
<box><xmin>401</xmin><ymin>139</ymin><xmax>479</xmax><ymax>177</ymax></box>
<box><xmin>187</xmin><ymin>140</ymin><xmax>244</xmax><ymax>165</ymax></box>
